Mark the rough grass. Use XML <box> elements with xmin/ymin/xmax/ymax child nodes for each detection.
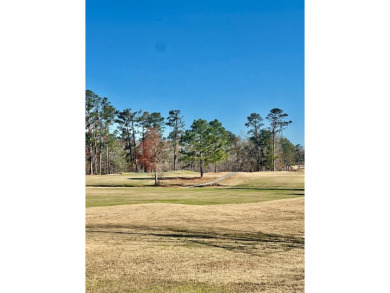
<box><xmin>86</xmin><ymin>198</ymin><xmax>304</xmax><ymax>293</ymax></box>
<box><xmin>86</xmin><ymin>171</ymin><xmax>304</xmax><ymax>292</ymax></box>
<box><xmin>222</xmin><ymin>171</ymin><xmax>305</xmax><ymax>189</ymax></box>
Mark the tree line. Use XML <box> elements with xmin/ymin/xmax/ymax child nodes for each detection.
<box><xmin>85</xmin><ymin>90</ymin><xmax>304</xmax><ymax>183</ymax></box>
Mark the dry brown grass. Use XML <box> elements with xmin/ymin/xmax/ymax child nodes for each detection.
<box><xmin>220</xmin><ymin>171</ymin><xmax>305</xmax><ymax>187</ymax></box>
<box><xmin>86</xmin><ymin>197</ymin><xmax>304</xmax><ymax>292</ymax></box>
<box><xmin>160</xmin><ymin>172</ymin><xmax>231</xmax><ymax>187</ymax></box>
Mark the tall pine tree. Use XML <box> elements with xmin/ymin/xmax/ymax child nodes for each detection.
<box><xmin>166</xmin><ymin>110</ymin><xmax>185</xmax><ymax>171</ymax></box>
<box><xmin>266</xmin><ymin>108</ymin><xmax>292</xmax><ymax>171</ymax></box>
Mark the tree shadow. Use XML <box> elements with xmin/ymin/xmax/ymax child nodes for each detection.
<box><xmin>86</xmin><ymin>224</ymin><xmax>304</xmax><ymax>256</ymax></box>
<box><xmin>220</xmin><ymin>187</ymin><xmax>305</xmax><ymax>191</ymax></box>
<box><xmin>125</xmin><ymin>176</ymin><xmax>202</xmax><ymax>181</ymax></box>
<box><xmin>86</xmin><ymin>184</ymin><xmax>153</xmax><ymax>187</ymax></box>
<box><xmin>159</xmin><ymin>176</ymin><xmax>201</xmax><ymax>180</ymax></box>
<box><xmin>126</xmin><ymin>177</ymin><xmax>155</xmax><ymax>180</ymax></box>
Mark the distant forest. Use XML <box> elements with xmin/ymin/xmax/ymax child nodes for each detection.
<box><xmin>86</xmin><ymin>90</ymin><xmax>304</xmax><ymax>178</ymax></box>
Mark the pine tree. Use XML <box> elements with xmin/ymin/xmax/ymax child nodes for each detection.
<box><xmin>166</xmin><ymin>110</ymin><xmax>185</xmax><ymax>171</ymax></box>
<box><xmin>116</xmin><ymin>109</ymin><xmax>141</xmax><ymax>172</ymax></box>
<box><xmin>266</xmin><ymin>108</ymin><xmax>292</xmax><ymax>171</ymax></box>
<box><xmin>245</xmin><ymin>113</ymin><xmax>264</xmax><ymax>171</ymax></box>
<box><xmin>181</xmin><ymin>119</ymin><xmax>229</xmax><ymax>177</ymax></box>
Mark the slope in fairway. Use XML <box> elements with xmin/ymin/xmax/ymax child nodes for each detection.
<box><xmin>86</xmin><ymin>171</ymin><xmax>304</xmax><ymax>207</ymax></box>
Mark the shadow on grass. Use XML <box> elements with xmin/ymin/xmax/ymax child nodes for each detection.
<box><xmin>159</xmin><ymin>176</ymin><xmax>201</xmax><ymax>180</ymax></box>
<box><xmin>125</xmin><ymin>177</ymin><xmax>155</xmax><ymax>180</ymax></box>
<box><xmin>86</xmin><ymin>184</ymin><xmax>154</xmax><ymax>187</ymax></box>
<box><xmin>222</xmin><ymin>187</ymin><xmax>305</xmax><ymax>192</ymax></box>
<box><xmin>124</xmin><ymin>176</ymin><xmax>201</xmax><ymax>181</ymax></box>
<box><xmin>86</xmin><ymin>225</ymin><xmax>304</xmax><ymax>255</ymax></box>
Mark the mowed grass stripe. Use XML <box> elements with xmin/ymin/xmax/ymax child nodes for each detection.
<box><xmin>86</xmin><ymin>186</ymin><xmax>304</xmax><ymax>207</ymax></box>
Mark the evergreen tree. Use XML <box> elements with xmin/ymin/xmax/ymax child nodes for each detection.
<box><xmin>245</xmin><ymin>113</ymin><xmax>264</xmax><ymax>171</ymax></box>
<box><xmin>279</xmin><ymin>137</ymin><xmax>296</xmax><ymax>170</ymax></box>
<box><xmin>85</xmin><ymin>90</ymin><xmax>301</xmax><ymax>175</ymax></box>
<box><xmin>147</xmin><ymin>112</ymin><xmax>165</xmax><ymax>134</ymax></box>
<box><xmin>166</xmin><ymin>110</ymin><xmax>185</xmax><ymax>171</ymax></box>
<box><xmin>116</xmin><ymin>109</ymin><xmax>141</xmax><ymax>172</ymax></box>
<box><xmin>181</xmin><ymin>119</ymin><xmax>229</xmax><ymax>177</ymax></box>
<box><xmin>85</xmin><ymin>90</ymin><xmax>101</xmax><ymax>175</ymax></box>
<box><xmin>295</xmin><ymin>144</ymin><xmax>305</xmax><ymax>169</ymax></box>
<box><xmin>258</xmin><ymin>129</ymin><xmax>273</xmax><ymax>171</ymax></box>
<box><xmin>266</xmin><ymin>108</ymin><xmax>292</xmax><ymax>171</ymax></box>
<box><xmin>208</xmin><ymin>119</ymin><xmax>230</xmax><ymax>172</ymax></box>
<box><xmin>100</xmin><ymin>97</ymin><xmax>116</xmax><ymax>174</ymax></box>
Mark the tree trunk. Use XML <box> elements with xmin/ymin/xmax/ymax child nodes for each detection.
<box><xmin>127</xmin><ymin>133</ymin><xmax>133</xmax><ymax>172</ymax></box>
<box><xmin>154</xmin><ymin>172</ymin><xmax>158</xmax><ymax>186</ymax></box>
<box><xmin>99</xmin><ymin>151</ymin><xmax>102</xmax><ymax>175</ymax></box>
<box><xmin>173</xmin><ymin>119</ymin><xmax>178</xmax><ymax>171</ymax></box>
<box><xmin>89</xmin><ymin>149</ymin><xmax>93</xmax><ymax>175</ymax></box>
<box><xmin>214</xmin><ymin>165</ymin><xmax>217</xmax><ymax>173</ymax></box>
<box><xmin>200</xmin><ymin>152</ymin><xmax>203</xmax><ymax>177</ymax></box>
<box><xmin>173</xmin><ymin>148</ymin><xmax>177</xmax><ymax>171</ymax></box>
<box><xmin>260</xmin><ymin>149</ymin><xmax>264</xmax><ymax>172</ymax></box>
<box><xmin>94</xmin><ymin>146</ymin><xmax>98</xmax><ymax>175</ymax></box>
<box><xmin>141</xmin><ymin>127</ymin><xmax>146</xmax><ymax>173</ymax></box>
<box><xmin>106</xmin><ymin>146</ymin><xmax>109</xmax><ymax>174</ymax></box>
<box><xmin>272</xmin><ymin>130</ymin><xmax>276</xmax><ymax>171</ymax></box>
<box><xmin>254</xmin><ymin>125</ymin><xmax>260</xmax><ymax>172</ymax></box>
<box><xmin>131</xmin><ymin>121</ymin><xmax>138</xmax><ymax>172</ymax></box>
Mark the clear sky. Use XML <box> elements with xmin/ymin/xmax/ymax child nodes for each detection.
<box><xmin>86</xmin><ymin>0</ymin><xmax>304</xmax><ymax>145</ymax></box>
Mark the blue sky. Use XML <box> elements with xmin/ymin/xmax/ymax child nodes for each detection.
<box><xmin>86</xmin><ymin>0</ymin><xmax>304</xmax><ymax>145</ymax></box>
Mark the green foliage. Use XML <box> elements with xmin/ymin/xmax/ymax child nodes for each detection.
<box><xmin>166</xmin><ymin>110</ymin><xmax>185</xmax><ymax>170</ymax></box>
<box><xmin>85</xmin><ymin>89</ymin><xmax>302</xmax><ymax>175</ymax></box>
<box><xmin>245</xmin><ymin>113</ymin><xmax>265</xmax><ymax>171</ymax></box>
<box><xmin>266</xmin><ymin>108</ymin><xmax>292</xmax><ymax>134</ymax></box>
<box><xmin>138</xmin><ymin>111</ymin><xmax>165</xmax><ymax>134</ymax></box>
<box><xmin>105</xmin><ymin>132</ymin><xmax>127</xmax><ymax>172</ymax></box>
<box><xmin>245</xmin><ymin>113</ymin><xmax>264</xmax><ymax>137</ymax></box>
<box><xmin>181</xmin><ymin>119</ymin><xmax>209</xmax><ymax>165</ymax></box>
<box><xmin>258</xmin><ymin>129</ymin><xmax>273</xmax><ymax>170</ymax></box>
<box><xmin>115</xmin><ymin>109</ymin><xmax>141</xmax><ymax>171</ymax></box>
<box><xmin>85</xmin><ymin>90</ymin><xmax>118</xmax><ymax>174</ymax></box>
<box><xmin>166</xmin><ymin>110</ymin><xmax>185</xmax><ymax>142</ymax></box>
<box><xmin>181</xmin><ymin>119</ymin><xmax>230</xmax><ymax>175</ymax></box>
<box><xmin>148</xmin><ymin>112</ymin><xmax>165</xmax><ymax>133</ymax></box>
<box><xmin>101</xmin><ymin>97</ymin><xmax>116</xmax><ymax>126</ymax></box>
<box><xmin>166</xmin><ymin>110</ymin><xmax>185</xmax><ymax>133</ymax></box>
<box><xmin>266</xmin><ymin>108</ymin><xmax>292</xmax><ymax>171</ymax></box>
<box><xmin>208</xmin><ymin>119</ymin><xmax>231</xmax><ymax>166</ymax></box>
<box><xmin>116</xmin><ymin>109</ymin><xmax>134</xmax><ymax>140</ymax></box>
<box><xmin>279</xmin><ymin>137</ymin><xmax>296</xmax><ymax>169</ymax></box>
<box><xmin>295</xmin><ymin>144</ymin><xmax>305</xmax><ymax>165</ymax></box>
